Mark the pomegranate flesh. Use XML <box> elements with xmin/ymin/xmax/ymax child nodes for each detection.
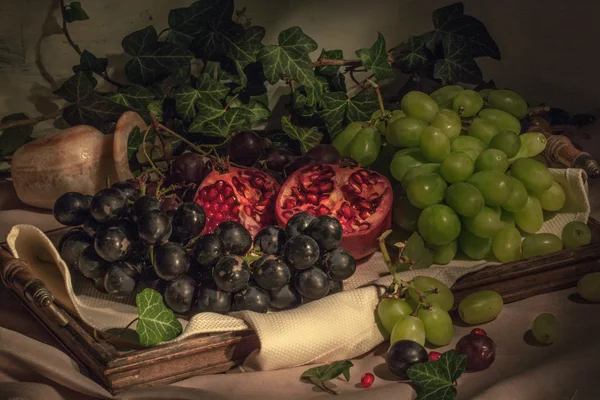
<box><xmin>194</xmin><ymin>164</ymin><xmax>281</xmax><ymax>236</ymax></box>
<box><xmin>275</xmin><ymin>163</ymin><xmax>393</xmax><ymax>260</ymax></box>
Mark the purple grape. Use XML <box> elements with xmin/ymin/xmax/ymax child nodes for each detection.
<box><xmin>89</xmin><ymin>188</ymin><xmax>129</xmax><ymax>223</ymax></box>
<box><xmin>78</xmin><ymin>246</ymin><xmax>109</xmax><ymax>279</ymax></box>
<box><xmin>104</xmin><ymin>262</ymin><xmax>138</xmax><ymax>297</ymax></box>
<box><xmin>266</xmin><ymin>148</ymin><xmax>295</xmax><ymax>172</ymax></box>
<box><xmin>195</xmin><ymin>280</ymin><xmax>232</xmax><ymax>314</ymax></box>
<box><xmin>111</xmin><ymin>181</ymin><xmax>140</xmax><ymax>202</ymax></box>
<box><xmin>164</xmin><ymin>275</ymin><xmax>197</xmax><ymax>314</ymax></box>
<box><xmin>285</xmin><ymin>212</ymin><xmax>316</xmax><ymax>238</ymax></box>
<box><xmin>294</xmin><ymin>267</ymin><xmax>330</xmax><ymax>300</ymax></box>
<box><xmin>153</xmin><ymin>242</ymin><xmax>190</xmax><ymax>281</ymax></box>
<box><xmin>254</xmin><ymin>225</ymin><xmax>287</xmax><ymax>255</ymax></box>
<box><xmin>234</xmin><ymin>284</ymin><xmax>269</xmax><ymax>313</ymax></box>
<box><xmin>252</xmin><ymin>255</ymin><xmax>291</xmax><ymax>290</ymax></box>
<box><xmin>229</xmin><ymin>131</ymin><xmax>266</xmax><ymax>167</ymax></box>
<box><xmin>319</xmin><ymin>248</ymin><xmax>356</xmax><ymax>281</ymax></box>
<box><xmin>386</xmin><ymin>340</ymin><xmax>428</xmax><ymax>377</ymax></box>
<box><xmin>212</xmin><ymin>255</ymin><xmax>250</xmax><ymax>292</ymax></box>
<box><xmin>305</xmin><ymin>144</ymin><xmax>341</xmax><ymax>164</ymax></box>
<box><xmin>455</xmin><ymin>333</ymin><xmax>497</xmax><ymax>371</ymax></box>
<box><xmin>269</xmin><ymin>284</ymin><xmax>301</xmax><ymax>310</ymax></box>
<box><xmin>53</xmin><ymin>192</ymin><xmax>90</xmax><ymax>226</ymax></box>
<box><xmin>170</xmin><ymin>153</ymin><xmax>209</xmax><ymax>184</ymax></box>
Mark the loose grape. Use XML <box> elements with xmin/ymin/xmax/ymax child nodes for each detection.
<box><xmin>418</xmin><ymin>204</ymin><xmax>461</xmax><ymax>245</ymax></box>
<box><xmin>430</xmin><ymin>85</ymin><xmax>464</xmax><ymax>109</ymax></box>
<box><xmin>390</xmin><ymin>316</ymin><xmax>426</xmax><ymax>346</ymax></box>
<box><xmin>386</xmin><ymin>340</ymin><xmax>428</xmax><ymax>378</ymax></box>
<box><xmin>390</xmin><ymin>150</ymin><xmax>426</xmax><ymax>182</ymax></box>
<box><xmin>445</xmin><ymin>182</ymin><xmax>484</xmax><ymax>217</ymax></box>
<box><xmin>492</xmin><ymin>227</ymin><xmax>522</xmax><ymax>263</ymax></box>
<box><xmin>455</xmin><ymin>333</ymin><xmax>496</xmax><ymax>371</ymax></box>
<box><xmin>489</xmin><ymin>131</ymin><xmax>521</xmax><ymax>158</ymax></box>
<box><xmin>401</xmin><ymin>91</ymin><xmax>439</xmax><ymax>122</ymax></box>
<box><xmin>467</xmin><ymin>171</ymin><xmax>512</xmax><ymax>207</ymax></box>
<box><xmin>577</xmin><ymin>272</ymin><xmax>600</xmax><ymax>302</ymax></box>
<box><xmin>440</xmin><ymin>151</ymin><xmax>475</xmax><ymax>183</ymax></box>
<box><xmin>463</xmin><ymin>207</ymin><xmax>504</xmax><ymax>238</ymax></box>
<box><xmin>502</xmin><ymin>178</ymin><xmax>528</xmax><ymax>212</ymax></box>
<box><xmin>539</xmin><ymin>181</ymin><xmax>566</xmax><ymax>212</ymax></box>
<box><xmin>393</xmin><ymin>196</ymin><xmax>422</xmax><ymax>232</ymax></box>
<box><xmin>478</xmin><ymin>108</ymin><xmax>521</xmax><ymax>134</ymax></box>
<box><xmin>386</xmin><ymin>117</ymin><xmax>429</xmax><ymax>148</ymax></box>
<box><xmin>430</xmin><ymin>241</ymin><xmax>458</xmax><ymax>265</ymax></box>
<box><xmin>417</xmin><ymin>303</ymin><xmax>454</xmax><ymax>346</ymax></box>
<box><xmin>487</xmin><ymin>89</ymin><xmax>528</xmax><ymax>119</ymax></box>
<box><xmin>408</xmin><ymin>276</ymin><xmax>455</xmax><ymax>312</ymax></box>
<box><xmin>453</xmin><ymin>90</ymin><xmax>483</xmax><ymax>117</ymax></box>
<box><xmin>402</xmin><ymin>163</ymin><xmax>441</xmax><ymax>189</ymax></box>
<box><xmin>467</xmin><ymin>118</ymin><xmax>499</xmax><ymax>146</ymax></box>
<box><xmin>562</xmin><ymin>221</ymin><xmax>592</xmax><ymax>249</ymax></box>
<box><xmin>458</xmin><ymin>230</ymin><xmax>492</xmax><ymax>260</ymax></box>
<box><xmin>514</xmin><ymin>196</ymin><xmax>544</xmax><ymax>233</ymax></box>
<box><xmin>475</xmin><ymin>149</ymin><xmax>509</xmax><ymax>173</ymax></box>
<box><xmin>450</xmin><ymin>136</ymin><xmax>486</xmax><ymax>162</ymax></box>
<box><xmin>377</xmin><ymin>298</ymin><xmax>414</xmax><ymax>336</ymax></box>
<box><xmin>522</xmin><ymin>233</ymin><xmax>563</xmax><ymax>258</ymax></box>
<box><xmin>420</xmin><ymin>127</ymin><xmax>451</xmax><ymax>162</ymax></box>
<box><xmin>407</xmin><ymin>174</ymin><xmax>448</xmax><ymax>209</ymax></box>
<box><xmin>430</xmin><ymin>109</ymin><xmax>462</xmax><ymax>139</ymax></box>
<box><xmin>531</xmin><ymin>313</ymin><xmax>561</xmax><ymax>344</ymax></box>
<box><xmin>458</xmin><ymin>290</ymin><xmax>503</xmax><ymax>324</ymax></box>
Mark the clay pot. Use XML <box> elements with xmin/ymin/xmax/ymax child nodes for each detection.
<box><xmin>11</xmin><ymin>112</ymin><xmax>147</xmax><ymax>209</ymax></box>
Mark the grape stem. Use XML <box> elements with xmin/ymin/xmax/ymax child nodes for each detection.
<box><xmin>142</xmin><ymin>126</ymin><xmax>166</xmax><ymax>179</ymax></box>
<box><xmin>307</xmin><ymin>378</ymin><xmax>339</xmax><ymax>395</ymax></box>
<box><xmin>94</xmin><ymin>317</ymin><xmax>139</xmax><ymax>342</ymax></box>
<box><xmin>367</xmin><ymin>79</ymin><xmax>386</xmax><ymax>118</ymax></box>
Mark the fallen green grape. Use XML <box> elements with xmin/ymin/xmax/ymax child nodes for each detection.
<box><xmin>492</xmin><ymin>226</ymin><xmax>522</xmax><ymax>263</ymax></box>
<box><xmin>478</xmin><ymin>108</ymin><xmax>521</xmax><ymax>134</ymax></box>
<box><xmin>408</xmin><ymin>276</ymin><xmax>454</xmax><ymax>312</ymax></box>
<box><xmin>531</xmin><ymin>313</ymin><xmax>560</xmax><ymax>344</ymax></box>
<box><xmin>417</xmin><ymin>303</ymin><xmax>454</xmax><ymax>346</ymax></box>
<box><xmin>418</xmin><ymin>204</ymin><xmax>461</xmax><ymax>245</ymax></box>
<box><xmin>487</xmin><ymin>89</ymin><xmax>528</xmax><ymax>119</ymax></box>
<box><xmin>453</xmin><ymin>90</ymin><xmax>484</xmax><ymax>117</ymax></box>
<box><xmin>458</xmin><ymin>290</ymin><xmax>503</xmax><ymax>324</ymax></box>
<box><xmin>458</xmin><ymin>230</ymin><xmax>493</xmax><ymax>260</ymax></box>
<box><xmin>420</xmin><ymin>126</ymin><xmax>451</xmax><ymax>162</ymax></box>
<box><xmin>444</xmin><ymin>182</ymin><xmax>484</xmax><ymax>217</ymax></box>
<box><xmin>475</xmin><ymin>149</ymin><xmax>509</xmax><ymax>173</ymax></box>
<box><xmin>440</xmin><ymin>151</ymin><xmax>475</xmax><ymax>183</ymax></box>
<box><xmin>561</xmin><ymin>221</ymin><xmax>592</xmax><ymax>249</ymax></box>
<box><xmin>377</xmin><ymin>298</ymin><xmax>414</xmax><ymax>336</ymax></box>
<box><xmin>430</xmin><ymin>109</ymin><xmax>462</xmax><ymax>139</ymax></box>
<box><xmin>468</xmin><ymin>117</ymin><xmax>499</xmax><ymax>145</ymax></box>
<box><xmin>522</xmin><ymin>233</ymin><xmax>563</xmax><ymax>258</ymax></box>
<box><xmin>390</xmin><ymin>316</ymin><xmax>426</xmax><ymax>346</ymax></box>
<box><xmin>514</xmin><ymin>196</ymin><xmax>544</xmax><ymax>233</ymax></box>
<box><xmin>401</xmin><ymin>91</ymin><xmax>439</xmax><ymax>122</ymax></box>
<box><xmin>577</xmin><ymin>272</ymin><xmax>600</xmax><ymax>302</ymax></box>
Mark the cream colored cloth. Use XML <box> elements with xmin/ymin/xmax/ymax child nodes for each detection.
<box><xmin>5</xmin><ymin>168</ymin><xmax>590</xmax><ymax>372</ymax></box>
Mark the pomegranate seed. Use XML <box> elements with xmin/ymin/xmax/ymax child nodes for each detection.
<box><xmin>360</xmin><ymin>373</ymin><xmax>374</xmax><ymax>388</ymax></box>
<box><xmin>231</xmin><ymin>205</ymin><xmax>239</xmax><ymax>215</ymax></box>
<box><xmin>205</xmin><ymin>210</ymin><xmax>214</xmax><ymax>218</ymax></box>
<box><xmin>306</xmin><ymin>194</ymin><xmax>319</xmax><ymax>205</ymax></box>
<box><xmin>428</xmin><ymin>351</ymin><xmax>442</xmax><ymax>361</ymax></box>
<box><xmin>200</xmin><ymin>187</ymin><xmax>209</xmax><ymax>197</ymax></box>
<box><xmin>214</xmin><ymin>212</ymin><xmax>224</xmax><ymax>220</ymax></box>
<box><xmin>208</xmin><ymin>188</ymin><xmax>218</xmax><ymax>200</ymax></box>
<box><xmin>471</xmin><ymin>328</ymin><xmax>487</xmax><ymax>336</ymax></box>
<box><xmin>252</xmin><ymin>176</ymin><xmax>265</xmax><ymax>188</ymax></box>
<box><xmin>220</xmin><ymin>203</ymin><xmax>230</xmax><ymax>212</ymax></box>
<box><xmin>359</xmin><ymin>210</ymin><xmax>371</xmax><ymax>220</ymax></box>
<box><xmin>226</xmin><ymin>197</ymin><xmax>237</xmax><ymax>205</ymax></box>
<box><xmin>217</xmin><ymin>193</ymin><xmax>225</xmax><ymax>202</ymax></box>
<box><xmin>358</xmin><ymin>200</ymin><xmax>371</xmax><ymax>210</ymax></box>
<box><xmin>319</xmin><ymin>181</ymin><xmax>334</xmax><ymax>192</ymax></box>
<box><xmin>223</xmin><ymin>186</ymin><xmax>233</xmax><ymax>197</ymax></box>
<box><xmin>282</xmin><ymin>210</ymin><xmax>293</xmax><ymax>219</ymax></box>
<box><xmin>215</xmin><ymin>181</ymin><xmax>224</xmax><ymax>190</ymax></box>
<box><xmin>351</xmin><ymin>173</ymin><xmax>363</xmax><ymax>184</ymax></box>
<box><xmin>283</xmin><ymin>198</ymin><xmax>296</xmax><ymax>209</ymax></box>
<box><xmin>339</xmin><ymin>203</ymin><xmax>354</xmax><ymax>219</ymax></box>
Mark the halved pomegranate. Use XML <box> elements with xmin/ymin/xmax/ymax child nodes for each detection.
<box><xmin>193</xmin><ymin>162</ymin><xmax>281</xmax><ymax>236</ymax></box>
<box><xmin>275</xmin><ymin>161</ymin><xmax>393</xmax><ymax>260</ymax></box>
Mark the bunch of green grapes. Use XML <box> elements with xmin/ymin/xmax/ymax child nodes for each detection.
<box><xmin>388</xmin><ymin>88</ymin><xmax>591</xmax><ymax>264</ymax></box>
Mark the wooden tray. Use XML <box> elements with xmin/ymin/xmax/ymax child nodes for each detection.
<box><xmin>2</xmin><ymin>219</ymin><xmax>600</xmax><ymax>394</ymax></box>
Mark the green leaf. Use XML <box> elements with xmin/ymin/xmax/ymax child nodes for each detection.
<box><xmin>54</xmin><ymin>72</ymin><xmax>95</xmax><ymax>103</ymax></box>
<box><xmin>127</xmin><ymin>126</ymin><xmax>156</xmax><ymax>161</ymax></box>
<box><xmin>195</xmin><ymin>73</ymin><xmax>230</xmax><ymax>100</ymax></box>
<box><xmin>188</xmin><ymin>96</ymin><xmax>226</xmax><ymax>132</ymax></box>
<box><xmin>281</xmin><ymin>116</ymin><xmax>323</xmax><ymax>153</ymax></box>
<box><xmin>62</xmin><ymin>94</ymin><xmax>131</xmax><ymax>129</ymax></box>
<box><xmin>201</xmin><ymin>108</ymin><xmax>253</xmax><ymax>137</ymax></box>
<box><xmin>79</xmin><ymin>50</ymin><xmax>108</xmax><ymax>74</ymax></box>
<box><xmin>413</xmin><ymin>248</ymin><xmax>434</xmax><ymax>270</ymax></box>
<box><xmin>240</xmin><ymin>100</ymin><xmax>270</xmax><ymax>126</ymax></box>
<box><xmin>122</xmin><ymin>26</ymin><xmax>194</xmax><ymax>84</ymax></box>
<box><xmin>62</xmin><ymin>2</ymin><xmax>89</xmax><ymax>23</ymax></box>
<box><xmin>167</xmin><ymin>0</ymin><xmax>233</xmax><ymax>48</ymax></box>
<box><xmin>396</xmin><ymin>36</ymin><xmax>431</xmax><ymax>74</ymax></box>
<box><xmin>147</xmin><ymin>100</ymin><xmax>163</xmax><ymax>122</ymax></box>
<box><xmin>301</xmin><ymin>360</ymin><xmax>353</xmax><ymax>382</ymax></box>
<box><xmin>404</xmin><ymin>232</ymin><xmax>426</xmax><ymax>261</ymax></box>
<box><xmin>433</xmin><ymin>36</ymin><xmax>483</xmax><ymax>85</ymax></box>
<box><xmin>346</xmin><ymin>93</ymin><xmax>379</xmax><ymax>122</ymax></box>
<box><xmin>107</xmin><ymin>85</ymin><xmax>155</xmax><ymax>112</ymax></box>
<box><xmin>407</xmin><ymin>350</ymin><xmax>467</xmax><ymax>400</ymax></box>
<box><xmin>315</xmin><ymin>49</ymin><xmax>343</xmax><ymax>76</ymax></box>
<box><xmin>171</xmin><ymin>74</ymin><xmax>228</xmax><ymax>123</ymax></box>
<box><xmin>355</xmin><ymin>33</ymin><xmax>393</xmax><ymax>81</ymax></box>
<box><xmin>317</xmin><ymin>92</ymin><xmax>379</xmax><ymax>136</ymax></box>
<box><xmin>136</xmin><ymin>288</ymin><xmax>183</xmax><ymax>347</ymax></box>
<box><xmin>0</xmin><ymin>113</ymin><xmax>34</xmax><ymax>157</ymax></box>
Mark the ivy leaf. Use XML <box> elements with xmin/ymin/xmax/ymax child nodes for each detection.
<box><xmin>396</xmin><ymin>36</ymin><xmax>431</xmax><ymax>74</ymax></box>
<box><xmin>167</xmin><ymin>0</ymin><xmax>233</xmax><ymax>48</ymax></box>
<box><xmin>315</xmin><ymin>49</ymin><xmax>343</xmax><ymax>76</ymax></box>
<box><xmin>424</xmin><ymin>2</ymin><xmax>501</xmax><ymax>60</ymax></box>
<box><xmin>62</xmin><ymin>94</ymin><xmax>131</xmax><ymax>129</ymax></box>
<box><xmin>188</xmin><ymin>96</ymin><xmax>226</xmax><ymax>132</ymax></box>
<box><xmin>172</xmin><ymin>74</ymin><xmax>228</xmax><ymax>123</ymax></box>
<box><xmin>355</xmin><ymin>33</ymin><xmax>393</xmax><ymax>81</ymax></box>
<box><xmin>240</xmin><ymin>100</ymin><xmax>270</xmax><ymax>126</ymax></box>
<box><xmin>404</xmin><ymin>232</ymin><xmax>426</xmax><ymax>262</ymax></box>
<box><xmin>413</xmin><ymin>248</ymin><xmax>434</xmax><ymax>270</ymax></box>
<box><xmin>318</xmin><ymin>92</ymin><xmax>378</xmax><ymax>136</ymax></box>
<box><xmin>301</xmin><ymin>360</ymin><xmax>353</xmax><ymax>395</ymax></box>
<box><xmin>136</xmin><ymin>288</ymin><xmax>183</xmax><ymax>347</ymax></box>
<box><xmin>328</xmin><ymin>73</ymin><xmax>347</xmax><ymax>93</ymax></box>
<box><xmin>433</xmin><ymin>36</ymin><xmax>483</xmax><ymax>85</ymax></box>
<box><xmin>126</xmin><ymin>126</ymin><xmax>156</xmax><ymax>162</ymax></box>
<box><xmin>0</xmin><ymin>114</ymin><xmax>34</xmax><ymax>157</ymax></box>
<box><xmin>54</xmin><ymin>72</ymin><xmax>95</xmax><ymax>103</ymax></box>
<box><xmin>122</xmin><ymin>26</ymin><xmax>194</xmax><ymax>85</ymax></box>
<box><xmin>346</xmin><ymin>93</ymin><xmax>379</xmax><ymax>122</ymax></box>
<box><xmin>201</xmin><ymin>108</ymin><xmax>253</xmax><ymax>137</ymax></box>
<box><xmin>195</xmin><ymin>73</ymin><xmax>230</xmax><ymax>101</ymax></box>
<box><xmin>281</xmin><ymin>116</ymin><xmax>323</xmax><ymax>153</ymax></box>
<box><xmin>407</xmin><ymin>350</ymin><xmax>467</xmax><ymax>400</ymax></box>
<box><xmin>62</xmin><ymin>2</ymin><xmax>89</xmax><ymax>23</ymax></box>
<box><xmin>79</xmin><ymin>50</ymin><xmax>108</xmax><ymax>74</ymax></box>
<box><xmin>147</xmin><ymin>100</ymin><xmax>163</xmax><ymax>122</ymax></box>
<box><xmin>107</xmin><ymin>85</ymin><xmax>155</xmax><ymax>112</ymax></box>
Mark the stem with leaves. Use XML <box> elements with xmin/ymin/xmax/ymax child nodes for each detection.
<box><xmin>0</xmin><ymin>108</ymin><xmax>63</xmax><ymax>131</ymax></box>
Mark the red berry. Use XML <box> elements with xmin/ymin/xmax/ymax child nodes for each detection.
<box><xmin>471</xmin><ymin>328</ymin><xmax>487</xmax><ymax>336</ymax></box>
<box><xmin>360</xmin><ymin>372</ymin><xmax>374</xmax><ymax>388</ymax></box>
<box><xmin>428</xmin><ymin>351</ymin><xmax>442</xmax><ymax>361</ymax></box>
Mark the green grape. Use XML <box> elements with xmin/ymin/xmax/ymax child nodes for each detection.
<box><xmin>430</xmin><ymin>109</ymin><xmax>462</xmax><ymax>139</ymax></box>
<box><xmin>331</xmin><ymin>121</ymin><xmax>363</xmax><ymax>155</ymax></box>
<box><xmin>510</xmin><ymin>132</ymin><xmax>547</xmax><ymax>162</ymax></box>
<box><xmin>531</xmin><ymin>313</ymin><xmax>561</xmax><ymax>344</ymax></box>
<box><xmin>458</xmin><ymin>230</ymin><xmax>493</xmax><ymax>260</ymax></box>
<box><xmin>390</xmin><ymin>151</ymin><xmax>426</xmax><ymax>182</ymax></box>
<box><xmin>401</xmin><ymin>91</ymin><xmax>439</xmax><ymax>122</ymax></box>
<box><xmin>371</xmin><ymin>109</ymin><xmax>392</xmax><ymax>134</ymax></box>
<box><xmin>577</xmin><ymin>272</ymin><xmax>600</xmax><ymax>302</ymax></box>
<box><xmin>390</xmin><ymin>316</ymin><xmax>426</xmax><ymax>346</ymax></box>
<box><xmin>502</xmin><ymin>177</ymin><xmax>528</xmax><ymax>212</ymax></box>
<box><xmin>420</xmin><ymin>126</ymin><xmax>451</xmax><ymax>162</ymax></box>
<box><xmin>489</xmin><ymin>131</ymin><xmax>521</xmax><ymax>158</ymax></box>
<box><xmin>478</xmin><ymin>88</ymin><xmax>493</xmax><ymax>101</ymax></box>
<box><xmin>478</xmin><ymin>108</ymin><xmax>521</xmax><ymax>134</ymax></box>
<box><xmin>475</xmin><ymin>149</ymin><xmax>509</xmax><ymax>173</ymax></box>
<box><xmin>418</xmin><ymin>204</ymin><xmax>461</xmax><ymax>245</ymax></box>
<box><xmin>514</xmin><ymin>196</ymin><xmax>544</xmax><ymax>233</ymax></box>
<box><xmin>430</xmin><ymin>85</ymin><xmax>464</xmax><ymax>109</ymax></box>
<box><xmin>487</xmin><ymin>89</ymin><xmax>528</xmax><ymax>119</ymax></box>
<box><xmin>458</xmin><ymin>290</ymin><xmax>503</xmax><ymax>324</ymax></box>
<box><xmin>522</xmin><ymin>233</ymin><xmax>563</xmax><ymax>258</ymax></box>
<box><xmin>386</xmin><ymin>117</ymin><xmax>429</xmax><ymax>148</ymax></box>
<box><xmin>417</xmin><ymin>303</ymin><xmax>454</xmax><ymax>346</ymax></box>
<box><xmin>451</xmin><ymin>136</ymin><xmax>486</xmax><ymax>162</ymax></box>
<box><xmin>500</xmin><ymin>209</ymin><xmax>516</xmax><ymax>228</ymax></box>
<box><xmin>467</xmin><ymin>117</ymin><xmax>499</xmax><ymax>145</ymax></box>
<box><xmin>467</xmin><ymin>171</ymin><xmax>512</xmax><ymax>207</ymax></box>
<box><xmin>430</xmin><ymin>240</ymin><xmax>458</xmax><ymax>265</ymax></box>
<box><xmin>408</xmin><ymin>276</ymin><xmax>454</xmax><ymax>312</ymax></box>
<box><xmin>393</xmin><ymin>196</ymin><xmax>422</xmax><ymax>232</ymax></box>
<box><xmin>539</xmin><ymin>181</ymin><xmax>566</xmax><ymax>211</ymax></box>
<box><xmin>407</xmin><ymin>174</ymin><xmax>447</xmax><ymax>209</ymax></box>
<box><xmin>348</xmin><ymin>127</ymin><xmax>381</xmax><ymax>167</ymax></box>
<box><xmin>389</xmin><ymin>109</ymin><xmax>406</xmax><ymax>124</ymax></box>
<box><xmin>561</xmin><ymin>221</ymin><xmax>592</xmax><ymax>249</ymax></box>
<box><xmin>440</xmin><ymin>151</ymin><xmax>475</xmax><ymax>183</ymax></box>
<box><xmin>492</xmin><ymin>227</ymin><xmax>522</xmax><ymax>263</ymax></box>
<box><xmin>402</xmin><ymin>163</ymin><xmax>440</xmax><ymax>189</ymax></box>
<box><xmin>377</xmin><ymin>298</ymin><xmax>414</xmax><ymax>336</ymax></box>
<box><xmin>462</xmin><ymin>207</ymin><xmax>504</xmax><ymax>238</ymax></box>
<box><xmin>511</xmin><ymin>158</ymin><xmax>553</xmax><ymax>195</ymax></box>
<box><xmin>444</xmin><ymin>182</ymin><xmax>484</xmax><ymax>217</ymax></box>
<box><xmin>453</xmin><ymin>90</ymin><xmax>484</xmax><ymax>117</ymax></box>
<box><xmin>393</xmin><ymin>147</ymin><xmax>424</xmax><ymax>159</ymax></box>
